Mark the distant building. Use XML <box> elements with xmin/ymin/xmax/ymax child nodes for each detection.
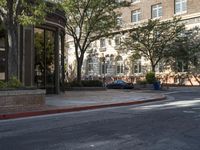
<box><xmin>67</xmin><ymin>0</ymin><xmax>200</xmax><ymax>85</ymax></box>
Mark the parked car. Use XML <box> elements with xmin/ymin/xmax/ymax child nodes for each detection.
<box><xmin>106</xmin><ymin>80</ymin><xmax>134</xmax><ymax>89</ymax></box>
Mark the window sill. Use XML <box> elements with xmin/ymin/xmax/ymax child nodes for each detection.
<box><xmin>174</xmin><ymin>11</ymin><xmax>187</xmax><ymax>16</ymax></box>
<box><xmin>131</xmin><ymin>21</ymin><xmax>141</xmax><ymax>25</ymax></box>
<box><xmin>151</xmin><ymin>16</ymin><xmax>162</xmax><ymax>20</ymax></box>
<box><xmin>131</xmin><ymin>1</ymin><xmax>140</xmax><ymax>5</ymax></box>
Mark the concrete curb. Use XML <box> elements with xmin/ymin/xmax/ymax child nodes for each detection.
<box><xmin>0</xmin><ymin>95</ymin><xmax>166</xmax><ymax>120</ymax></box>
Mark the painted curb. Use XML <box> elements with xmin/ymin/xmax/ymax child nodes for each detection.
<box><xmin>0</xmin><ymin>95</ymin><xmax>166</xmax><ymax>120</ymax></box>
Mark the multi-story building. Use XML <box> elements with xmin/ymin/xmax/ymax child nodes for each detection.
<box><xmin>67</xmin><ymin>0</ymin><xmax>200</xmax><ymax>85</ymax></box>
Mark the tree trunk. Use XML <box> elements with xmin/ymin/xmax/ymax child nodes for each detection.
<box><xmin>7</xmin><ymin>24</ymin><xmax>18</xmax><ymax>79</ymax></box>
<box><xmin>151</xmin><ymin>65</ymin><xmax>155</xmax><ymax>72</ymax></box>
<box><xmin>76</xmin><ymin>54</ymin><xmax>84</xmax><ymax>85</ymax></box>
<box><xmin>150</xmin><ymin>60</ymin><xmax>155</xmax><ymax>72</ymax></box>
<box><xmin>6</xmin><ymin>1</ymin><xmax>19</xmax><ymax>80</ymax></box>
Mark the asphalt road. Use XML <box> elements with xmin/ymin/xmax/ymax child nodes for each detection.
<box><xmin>1</xmin><ymin>88</ymin><xmax>200</xmax><ymax>150</ymax></box>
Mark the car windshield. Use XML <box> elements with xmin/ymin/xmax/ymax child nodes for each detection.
<box><xmin>114</xmin><ymin>80</ymin><xmax>125</xmax><ymax>84</ymax></box>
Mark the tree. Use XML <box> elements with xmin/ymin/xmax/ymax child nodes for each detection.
<box><xmin>123</xmin><ymin>18</ymin><xmax>185</xmax><ymax>72</ymax></box>
<box><xmin>59</xmin><ymin>0</ymin><xmax>129</xmax><ymax>83</ymax></box>
<box><xmin>169</xmin><ymin>27</ymin><xmax>200</xmax><ymax>73</ymax></box>
<box><xmin>0</xmin><ymin>0</ymin><xmax>47</xmax><ymax>79</ymax></box>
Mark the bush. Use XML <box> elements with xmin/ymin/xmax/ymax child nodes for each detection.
<box><xmin>7</xmin><ymin>76</ymin><xmax>22</xmax><ymax>88</ymax></box>
<box><xmin>67</xmin><ymin>80</ymin><xmax>103</xmax><ymax>87</ymax></box>
<box><xmin>136</xmin><ymin>80</ymin><xmax>147</xmax><ymax>85</ymax></box>
<box><xmin>145</xmin><ymin>72</ymin><xmax>156</xmax><ymax>84</ymax></box>
<box><xmin>0</xmin><ymin>81</ymin><xmax>6</xmax><ymax>89</ymax></box>
<box><xmin>81</xmin><ymin>80</ymin><xmax>103</xmax><ymax>87</ymax></box>
<box><xmin>0</xmin><ymin>77</ymin><xmax>22</xmax><ymax>89</ymax></box>
<box><xmin>69</xmin><ymin>80</ymin><xmax>83</xmax><ymax>87</ymax></box>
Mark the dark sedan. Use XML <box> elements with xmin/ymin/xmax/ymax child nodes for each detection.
<box><xmin>106</xmin><ymin>80</ymin><xmax>134</xmax><ymax>89</ymax></box>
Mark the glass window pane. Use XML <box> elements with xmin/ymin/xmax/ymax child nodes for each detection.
<box><xmin>182</xmin><ymin>1</ymin><xmax>187</xmax><ymax>11</ymax></box>
<box><xmin>34</xmin><ymin>28</ymin><xmax>45</xmax><ymax>88</ymax></box>
<box><xmin>175</xmin><ymin>0</ymin><xmax>187</xmax><ymax>14</ymax></box>
<box><xmin>132</xmin><ymin>10</ymin><xmax>141</xmax><ymax>22</ymax></box>
<box><xmin>34</xmin><ymin>28</ymin><xmax>56</xmax><ymax>93</ymax></box>
<box><xmin>0</xmin><ymin>24</ymin><xmax>5</xmax><ymax>80</ymax></box>
<box><xmin>152</xmin><ymin>4</ymin><xmax>162</xmax><ymax>18</ymax></box>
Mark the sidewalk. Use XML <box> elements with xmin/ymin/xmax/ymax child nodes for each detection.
<box><xmin>0</xmin><ymin>89</ymin><xmax>166</xmax><ymax>119</ymax></box>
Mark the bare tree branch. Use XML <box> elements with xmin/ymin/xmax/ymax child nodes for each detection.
<box><xmin>0</xmin><ymin>6</ymin><xmax>6</xmax><ymax>19</ymax></box>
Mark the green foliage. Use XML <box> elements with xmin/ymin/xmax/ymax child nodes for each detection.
<box><xmin>0</xmin><ymin>81</ymin><xmax>6</xmax><ymax>89</ymax></box>
<box><xmin>81</xmin><ymin>80</ymin><xmax>103</xmax><ymax>87</ymax></box>
<box><xmin>145</xmin><ymin>72</ymin><xmax>156</xmax><ymax>84</ymax></box>
<box><xmin>136</xmin><ymin>80</ymin><xmax>147</xmax><ymax>85</ymax></box>
<box><xmin>69</xmin><ymin>80</ymin><xmax>82</xmax><ymax>87</ymax></box>
<box><xmin>0</xmin><ymin>0</ymin><xmax>48</xmax><ymax>26</ymax></box>
<box><xmin>123</xmin><ymin>17</ymin><xmax>185</xmax><ymax>72</ymax></box>
<box><xmin>18</xmin><ymin>0</ymin><xmax>47</xmax><ymax>26</ymax></box>
<box><xmin>58</xmin><ymin>0</ymin><xmax>130</xmax><ymax>82</ymax></box>
<box><xmin>60</xmin><ymin>0</ymin><xmax>129</xmax><ymax>44</ymax></box>
<box><xmin>169</xmin><ymin>27</ymin><xmax>200</xmax><ymax>73</ymax></box>
<box><xmin>61</xmin><ymin>0</ymin><xmax>118</xmax><ymax>34</ymax></box>
<box><xmin>0</xmin><ymin>0</ymin><xmax>50</xmax><ymax>79</ymax></box>
<box><xmin>0</xmin><ymin>77</ymin><xmax>22</xmax><ymax>89</ymax></box>
<box><xmin>7</xmin><ymin>76</ymin><xmax>22</xmax><ymax>88</ymax></box>
<box><xmin>67</xmin><ymin>80</ymin><xmax>103</xmax><ymax>87</ymax></box>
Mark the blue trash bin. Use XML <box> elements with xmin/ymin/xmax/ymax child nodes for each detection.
<box><xmin>153</xmin><ymin>81</ymin><xmax>160</xmax><ymax>90</ymax></box>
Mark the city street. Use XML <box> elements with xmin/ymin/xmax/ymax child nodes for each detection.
<box><xmin>1</xmin><ymin>88</ymin><xmax>200</xmax><ymax>150</ymax></box>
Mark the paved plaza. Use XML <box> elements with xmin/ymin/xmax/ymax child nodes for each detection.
<box><xmin>0</xmin><ymin>89</ymin><xmax>165</xmax><ymax>117</ymax></box>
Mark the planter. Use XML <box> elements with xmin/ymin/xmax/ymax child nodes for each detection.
<box><xmin>0</xmin><ymin>89</ymin><xmax>46</xmax><ymax>110</ymax></box>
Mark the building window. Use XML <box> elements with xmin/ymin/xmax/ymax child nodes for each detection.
<box><xmin>115</xmin><ymin>36</ymin><xmax>121</xmax><ymax>45</ymax></box>
<box><xmin>133</xmin><ymin>60</ymin><xmax>141</xmax><ymax>74</ymax></box>
<box><xmin>116</xmin><ymin>16</ymin><xmax>123</xmax><ymax>26</ymax></box>
<box><xmin>101</xmin><ymin>63</ymin><xmax>108</xmax><ymax>75</ymax></box>
<box><xmin>100</xmin><ymin>39</ymin><xmax>106</xmax><ymax>48</ymax></box>
<box><xmin>115</xmin><ymin>56</ymin><xmax>124</xmax><ymax>75</ymax></box>
<box><xmin>131</xmin><ymin>9</ymin><xmax>141</xmax><ymax>23</ymax></box>
<box><xmin>87</xmin><ymin>56</ymin><xmax>99</xmax><ymax>76</ymax></box>
<box><xmin>132</xmin><ymin>0</ymin><xmax>140</xmax><ymax>3</ymax></box>
<box><xmin>88</xmin><ymin>58</ymin><xmax>93</xmax><ymax>74</ymax></box>
<box><xmin>177</xmin><ymin>61</ymin><xmax>188</xmax><ymax>72</ymax></box>
<box><xmin>116</xmin><ymin>62</ymin><xmax>124</xmax><ymax>74</ymax></box>
<box><xmin>175</xmin><ymin>0</ymin><xmax>187</xmax><ymax>14</ymax></box>
<box><xmin>151</xmin><ymin>3</ymin><xmax>162</xmax><ymax>19</ymax></box>
<box><xmin>99</xmin><ymin>57</ymin><xmax>107</xmax><ymax>75</ymax></box>
<box><xmin>155</xmin><ymin>62</ymin><xmax>164</xmax><ymax>73</ymax></box>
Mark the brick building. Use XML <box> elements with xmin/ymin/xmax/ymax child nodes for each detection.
<box><xmin>67</xmin><ymin>0</ymin><xmax>200</xmax><ymax>85</ymax></box>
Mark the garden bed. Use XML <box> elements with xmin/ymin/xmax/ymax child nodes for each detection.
<box><xmin>134</xmin><ymin>84</ymin><xmax>154</xmax><ymax>90</ymax></box>
<box><xmin>65</xmin><ymin>80</ymin><xmax>106</xmax><ymax>91</ymax></box>
<box><xmin>65</xmin><ymin>87</ymin><xmax>106</xmax><ymax>91</ymax></box>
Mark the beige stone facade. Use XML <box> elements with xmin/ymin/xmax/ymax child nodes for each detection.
<box><xmin>66</xmin><ymin>0</ymin><xmax>200</xmax><ymax>85</ymax></box>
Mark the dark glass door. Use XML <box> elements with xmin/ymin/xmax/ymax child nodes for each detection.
<box><xmin>0</xmin><ymin>21</ymin><xmax>5</xmax><ymax>80</ymax></box>
<box><xmin>45</xmin><ymin>30</ymin><xmax>55</xmax><ymax>93</ymax></box>
<box><xmin>34</xmin><ymin>28</ymin><xmax>55</xmax><ymax>93</ymax></box>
